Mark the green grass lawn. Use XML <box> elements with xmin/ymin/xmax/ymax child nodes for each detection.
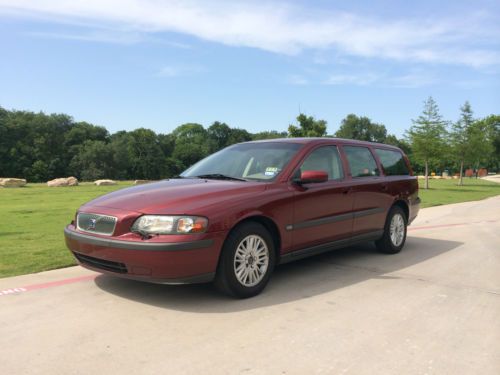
<box><xmin>0</xmin><ymin>182</ymin><xmax>133</xmax><ymax>278</ymax></box>
<box><xmin>1</xmin><ymin>178</ymin><xmax>499</xmax><ymax>278</ymax></box>
<box><xmin>418</xmin><ymin>178</ymin><xmax>500</xmax><ymax>208</ymax></box>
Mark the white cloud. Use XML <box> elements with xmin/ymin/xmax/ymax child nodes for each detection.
<box><xmin>26</xmin><ymin>28</ymin><xmax>191</xmax><ymax>48</ymax></box>
<box><xmin>157</xmin><ymin>64</ymin><xmax>205</xmax><ymax>77</ymax></box>
<box><xmin>319</xmin><ymin>69</ymin><xmax>439</xmax><ymax>88</ymax></box>
<box><xmin>287</xmin><ymin>74</ymin><xmax>308</xmax><ymax>85</ymax></box>
<box><xmin>26</xmin><ymin>30</ymin><xmax>144</xmax><ymax>44</ymax></box>
<box><xmin>387</xmin><ymin>72</ymin><xmax>438</xmax><ymax>89</ymax></box>
<box><xmin>324</xmin><ymin>73</ymin><xmax>379</xmax><ymax>86</ymax></box>
<box><xmin>1</xmin><ymin>0</ymin><xmax>499</xmax><ymax>67</ymax></box>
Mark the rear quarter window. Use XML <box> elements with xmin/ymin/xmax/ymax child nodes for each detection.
<box><xmin>374</xmin><ymin>148</ymin><xmax>409</xmax><ymax>176</ymax></box>
<box><xmin>343</xmin><ymin>146</ymin><xmax>380</xmax><ymax>177</ymax></box>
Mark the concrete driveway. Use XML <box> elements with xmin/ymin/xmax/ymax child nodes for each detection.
<box><xmin>1</xmin><ymin>196</ymin><xmax>499</xmax><ymax>374</ymax></box>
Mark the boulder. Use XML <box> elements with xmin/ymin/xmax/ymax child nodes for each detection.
<box><xmin>47</xmin><ymin>177</ymin><xmax>79</xmax><ymax>187</ymax></box>
<box><xmin>47</xmin><ymin>178</ymin><xmax>68</xmax><ymax>187</ymax></box>
<box><xmin>134</xmin><ymin>180</ymin><xmax>152</xmax><ymax>185</ymax></box>
<box><xmin>94</xmin><ymin>179</ymin><xmax>117</xmax><ymax>186</ymax></box>
<box><xmin>0</xmin><ymin>178</ymin><xmax>27</xmax><ymax>188</ymax></box>
<box><xmin>67</xmin><ymin>176</ymin><xmax>79</xmax><ymax>186</ymax></box>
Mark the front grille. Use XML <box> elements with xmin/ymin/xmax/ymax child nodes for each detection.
<box><xmin>74</xmin><ymin>253</ymin><xmax>127</xmax><ymax>274</ymax></box>
<box><xmin>77</xmin><ymin>212</ymin><xmax>117</xmax><ymax>236</ymax></box>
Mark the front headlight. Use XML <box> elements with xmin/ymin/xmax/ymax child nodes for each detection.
<box><xmin>131</xmin><ymin>215</ymin><xmax>208</xmax><ymax>235</ymax></box>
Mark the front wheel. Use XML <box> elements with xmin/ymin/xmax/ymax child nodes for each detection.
<box><xmin>215</xmin><ymin>222</ymin><xmax>275</xmax><ymax>298</ymax></box>
<box><xmin>375</xmin><ymin>206</ymin><xmax>407</xmax><ymax>254</ymax></box>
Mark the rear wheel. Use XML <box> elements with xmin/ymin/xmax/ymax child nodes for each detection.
<box><xmin>376</xmin><ymin>206</ymin><xmax>407</xmax><ymax>254</ymax></box>
<box><xmin>215</xmin><ymin>222</ymin><xmax>275</xmax><ymax>298</ymax></box>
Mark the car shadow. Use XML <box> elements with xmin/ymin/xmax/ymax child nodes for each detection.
<box><xmin>94</xmin><ymin>236</ymin><xmax>462</xmax><ymax>313</ymax></box>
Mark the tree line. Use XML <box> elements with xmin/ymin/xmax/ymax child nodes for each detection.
<box><xmin>0</xmin><ymin>98</ymin><xmax>498</xmax><ymax>185</ymax></box>
<box><xmin>407</xmin><ymin>98</ymin><xmax>499</xmax><ymax>187</ymax></box>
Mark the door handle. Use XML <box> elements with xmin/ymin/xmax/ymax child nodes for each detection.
<box><xmin>381</xmin><ymin>184</ymin><xmax>389</xmax><ymax>192</ymax></box>
<box><xmin>342</xmin><ymin>188</ymin><xmax>352</xmax><ymax>195</ymax></box>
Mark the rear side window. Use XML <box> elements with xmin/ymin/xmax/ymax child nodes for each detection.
<box><xmin>374</xmin><ymin>149</ymin><xmax>409</xmax><ymax>176</ymax></box>
<box><xmin>300</xmin><ymin>146</ymin><xmax>344</xmax><ymax>180</ymax></box>
<box><xmin>343</xmin><ymin>146</ymin><xmax>380</xmax><ymax>177</ymax></box>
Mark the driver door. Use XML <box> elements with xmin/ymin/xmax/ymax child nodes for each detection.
<box><xmin>289</xmin><ymin>145</ymin><xmax>354</xmax><ymax>251</ymax></box>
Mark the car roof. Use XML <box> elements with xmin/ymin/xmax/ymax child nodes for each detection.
<box><xmin>245</xmin><ymin>137</ymin><xmax>402</xmax><ymax>150</ymax></box>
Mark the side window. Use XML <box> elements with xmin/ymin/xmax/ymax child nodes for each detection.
<box><xmin>299</xmin><ymin>146</ymin><xmax>344</xmax><ymax>180</ymax></box>
<box><xmin>375</xmin><ymin>149</ymin><xmax>409</xmax><ymax>176</ymax></box>
<box><xmin>343</xmin><ymin>146</ymin><xmax>380</xmax><ymax>177</ymax></box>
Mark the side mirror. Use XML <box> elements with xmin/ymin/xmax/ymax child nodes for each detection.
<box><xmin>296</xmin><ymin>170</ymin><xmax>328</xmax><ymax>184</ymax></box>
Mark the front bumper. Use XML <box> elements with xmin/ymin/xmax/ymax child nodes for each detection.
<box><xmin>64</xmin><ymin>225</ymin><xmax>225</xmax><ymax>284</ymax></box>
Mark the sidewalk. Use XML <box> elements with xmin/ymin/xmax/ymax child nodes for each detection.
<box><xmin>481</xmin><ymin>174</ymin><xmax>500</xmax><ymax>183</ymax></box>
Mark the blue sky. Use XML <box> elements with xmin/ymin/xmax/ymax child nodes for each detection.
<box><xmin>0</xmin><ymin>0</ymin><xmax>499</xmax><ymax>137</ymax></box>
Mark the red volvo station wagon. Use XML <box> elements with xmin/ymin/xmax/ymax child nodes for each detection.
<box><xmin>65</xmin><ymin>138</ymin><xmax>420</xmax><ymax>298</ymax></box>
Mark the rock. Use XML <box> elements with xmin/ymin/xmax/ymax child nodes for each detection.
<box><xmin>47</xmin><ymin>177</ymin><xmax>79</xmax><ymax>187</ymax></box>
<box><xmin>67</xmin><ymin>176</ymin><xmax>79</xmax><ymax>186</ymax></box>
<box><xmin>0</xmin><ymin>178</ymin><xmax>27</xmax><ymax>188</ymax></box>
<box><xmin>134</xmin><ymin>180</ymin><xmax>152</xmax><ymax>185</ymax></box>
<box><xmin>47</xmin><ymin>178</ymin><xmax>68</xmax><ymax>187</ymax></box>
<box><xmin>94</xmin><ymin>179</ymin><xmax>117</xmax><ymax>186</ymax></box>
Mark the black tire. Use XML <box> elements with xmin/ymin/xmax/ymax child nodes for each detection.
<box><xmin>215</xmin><ymin>222</ymin><xmax>276</xmax><ymax>298</ymax></box>
<box><xmin>375</xmin><ymin>206</ymin><xmax>407</xmax><ymax>254</ymax></box>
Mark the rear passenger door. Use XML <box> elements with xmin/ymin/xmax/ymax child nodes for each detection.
<box><xmin>341</xmin><ymin>145</ymin><xmax>393</xmax><ymax>238</ymax></box>
<box><xmin>290</xmin><ymin>145</ymin><xmax>354</xmax><ymax>250</ymax></box>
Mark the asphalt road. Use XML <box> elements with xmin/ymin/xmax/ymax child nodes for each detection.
<box><xmin>1</xmin><ymin>196</ymin><xmax>499</xmax><ymax>375</ymax></box>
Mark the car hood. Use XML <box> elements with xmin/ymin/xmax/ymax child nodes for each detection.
<box><xmin>82</xmin><ymin>178</ymin><xmax>267</xmax><ymax>214</ymax></box>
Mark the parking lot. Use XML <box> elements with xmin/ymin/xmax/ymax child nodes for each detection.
<box><xmin>1</xmin><ymin>196</ymin><xmax>499</xmax><ymax>374</ymax></box>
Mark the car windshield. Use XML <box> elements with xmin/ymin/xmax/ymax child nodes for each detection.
<box><xmin>180</xmin><ymin>142</ymin><xmax>302</xmax><ymax>182</ymax></box>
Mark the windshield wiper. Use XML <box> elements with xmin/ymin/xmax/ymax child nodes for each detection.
<box><xmin>195</xmin><ymin>174</ymin><xmax>247</xmax><ymax>182</ymax></box>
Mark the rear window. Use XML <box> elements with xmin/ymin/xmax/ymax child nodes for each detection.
<box><xmin>374</xmin><ymin>148</ymin><xmax>409</xmax><ymax>176</ymax></box>
<box><xmin>343</xmin><ymin>146</ymin><xmax>380</xmax><ymax>177</ymax></box>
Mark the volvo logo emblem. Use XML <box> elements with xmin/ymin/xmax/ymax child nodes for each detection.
<box><xmin>87</xmin><ymin>218</ymin><xmax>97</xmax><ymax>230</ymax></box>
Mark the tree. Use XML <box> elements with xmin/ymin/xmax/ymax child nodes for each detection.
<box><xmin>450</xmin><ymin>101</ymin><xmax>481</xmax><ymax>185</ymax></box>
<box><xmin>126</xmin><ymin>128</ymin><xmax>166</xmax><ymax>180</ymax></box>
<box><xmin>288</xmin><ymin>113</ymin><xmax>327</xmax><ymax>137</ymax></box>
<box><xmin>385</xmin><ymin>134</ymin><xmax>412</xmax><ymax>155</ymax></box>
<box><xmin>64</xmin><ymin>121</ymin><xmax>108</xmax><ymax>147</ymax></box>
<box><xmin>69</xmin><ymin>140</ymin><xmax>115</xmax><ymax>180</ymax></box>
<box><xmin>164</xmin><ymin>157</ymin><xmax>185</xmax><ymax>177</ymax></box>
<box><xmin>157</xmin><ymin>133</ymin><xmax>176</xmax><ymax>158</ymax></box>
<box><xmin>1</xmin><ymin>104</ymin><xmax>495</xmax><ymax>184</ymax></box>
<box><xmin>476</xmin><ymin>115</ymin><xmax>500</xmax><ymax>172</ymax></box>
<box><xmin>0</xmin><ymin>107</ymin><xmax>10</xmax><ymax>176</ymax></box>
<box><xmin>0</xmin><ymin>109</ymin><xmax>73</xmax><ymax>181</ymax></box>
<box><xmin>64</xmin><ymin>121</ymin><xmax>109</xmax><ymax>175</ymax></box>
<box><xmin>171</xmin><ymin>123</ymin><xmax>209</xmax><ymax>168</ymax></box>
<box><xmin>227</xmin><ymin>128</ymin><xmax>252</xmax><ymax>145</ymax></box>
<box><xmin>109</xmin><ymin>131</ymin><xmax>134</xmax><ymax>180</ymax></box>
<box><xmin>207</xmin><ymin>121</ymin><xmax>232</xmax><ymax>152</ymax></box>
<box><xmin>206</xmin><ymin>122</ymin><xmax>252</xmax><ymax>152</ymax></box>
<box><xmin>335</xmin><ymin>114</ymin><xmax>387</xmax><ymax>143</ymax></box>
<box><xmin>252</xmin><ymin>130</ymin><xmax>288</xmax><ymax>140</ymax></box>
<box><xmin>406</xmin><ymin>97</ymin><xmax>448</xmax><ymax>189</ymax></box>
<box><xmin>466</xmin><ymin>118</ymin><xmax>494</xmax><ymax>176</ymax></box>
